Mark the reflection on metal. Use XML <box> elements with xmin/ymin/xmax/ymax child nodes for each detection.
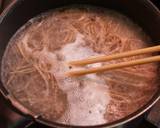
<box><xmin>147</xmin><ymin>100</ymin><xmax>160</xmax><ymax>127</ymax></box>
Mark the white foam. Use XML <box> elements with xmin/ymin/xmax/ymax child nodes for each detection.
<box><xmin>59</xmin><ymin>80</ymin><xmax>109</xmax><ymax>125</ymax></box>
<box><xmin>56</xmin><ymin>34</ymin><xmax>110</xmax><ymax>125</ymax></box>
<box><xmin>61</xmin><ymin>33</ymin><xmax>98</xmax><ymax>61</ymax></box>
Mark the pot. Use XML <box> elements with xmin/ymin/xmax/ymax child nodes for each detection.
<box><xmin>0</xmin><ymin>0</ymin><xmax>160</xmax><ymax>127</ymax></box>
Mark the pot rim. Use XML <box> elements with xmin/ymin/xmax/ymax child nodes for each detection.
<box><xmin>0</xmin><ymin>0</ymin><xmax>160</xmax><ymax>127</ymax></box>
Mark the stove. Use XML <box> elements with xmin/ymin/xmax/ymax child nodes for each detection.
<box><xmin>0</xmin><ymin>0</ymin><xmax>160</xmax><ymax>128</ymax></box>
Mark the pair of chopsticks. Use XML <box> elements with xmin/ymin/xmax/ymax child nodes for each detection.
<box><xmin>66</xmin><ymin>45</ymin><xmax>160</xmax><ymax>76</ymax></box>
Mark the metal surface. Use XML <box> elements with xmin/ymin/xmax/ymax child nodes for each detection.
<box><xmin>0</xmin><ymin>0</ymin><xmax>160</xmax><ymax>128</ymax></box>
<box><xmin>147</xmin><ymin>101</ymin><xmax>160</xmax><ymax>127</ymax></box>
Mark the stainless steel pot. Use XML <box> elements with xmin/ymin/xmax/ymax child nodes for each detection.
<box><xmin>0</xmin><ymin>0</ymin><xmax>160</xmax><ymax>127</ymax></box>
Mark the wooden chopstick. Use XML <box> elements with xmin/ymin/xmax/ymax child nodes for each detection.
<box><xmin>68</xmin><ymin>45</ymin><xmax>160</xmax><ymax>66</ymax></box>
<box><xmin>66</xmin><ymin>55</ymin><xmax>160</xmax><ymax>76</ymax></box>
